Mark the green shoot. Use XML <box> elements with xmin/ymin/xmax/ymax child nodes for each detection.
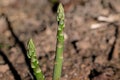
<box><xmin>27</xmin><ymin>39</ymin><xmax>45</xmax><ymax>80</ymax></box>
<box><xmin>53</xmin><ymin>3</ymin><xmax>65</xmax><ymax>80</ymax></box>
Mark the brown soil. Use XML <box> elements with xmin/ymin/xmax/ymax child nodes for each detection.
<box><xmin>0</xmin><ymin>0</ymin><xmax>120</xmax><ymax>80</ymax></box>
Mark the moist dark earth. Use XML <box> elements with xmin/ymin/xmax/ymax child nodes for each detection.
<box><xmin>0</xmin><ymin>0</ymin><xmax>120</xmax><ymax>80</ymax></box>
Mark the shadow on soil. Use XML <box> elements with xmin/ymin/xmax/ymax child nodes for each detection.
<box><xmin>0</xmin><ymin>50</ymin><xmax>21</xmax><ymax>80</ymax></box>
<box><xmin>1</xmin><ymin>14</ymin><xmax>36</xmax><ymax>80</ymax></box>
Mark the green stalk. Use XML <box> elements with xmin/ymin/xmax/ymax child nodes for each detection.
<box><xmin>53</xmin><ymin>3</ymin><xmax>65</xmax><ymax>80</ymax></box>
<box><xmin>27</xmin><ymin>39</ymin><xmax>45</xmax><ymax>80</ymax></box>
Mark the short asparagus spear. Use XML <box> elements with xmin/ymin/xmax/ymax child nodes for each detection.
<box><xmin>27</xmin><ymin>39</ymin><xmax>45</xmax><ymax>80</ymax></box>
<box><xmin>53</xmin><ymin>3</ymin><xmax>65</xmax><ymax>80</ymax></box>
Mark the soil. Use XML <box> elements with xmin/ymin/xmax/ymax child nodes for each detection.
<box><xmin>0</xmin><ymin>0</ymin><xmax>120</xmax><ymax>80</ymax></box>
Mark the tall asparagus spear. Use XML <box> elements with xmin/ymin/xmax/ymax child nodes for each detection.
<box><xmin>53</xmin><ymin>3</ymin><xmax>65</xmax><ymax>80</ymax></box>
<box><xmin>27</xmin><ymin>39</ymin><xmax>45</xmax><ymax>80</ymax></box>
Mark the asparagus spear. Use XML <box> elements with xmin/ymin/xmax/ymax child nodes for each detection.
<box><xmin>27</xmin><ymin>39</ymin><xmax>45</xmax><ymax>80</ymax></box>
<box><xmin>53</xmin><ymin>3</ymin><xmax>65</xmax><ymax>80</ymax></box>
